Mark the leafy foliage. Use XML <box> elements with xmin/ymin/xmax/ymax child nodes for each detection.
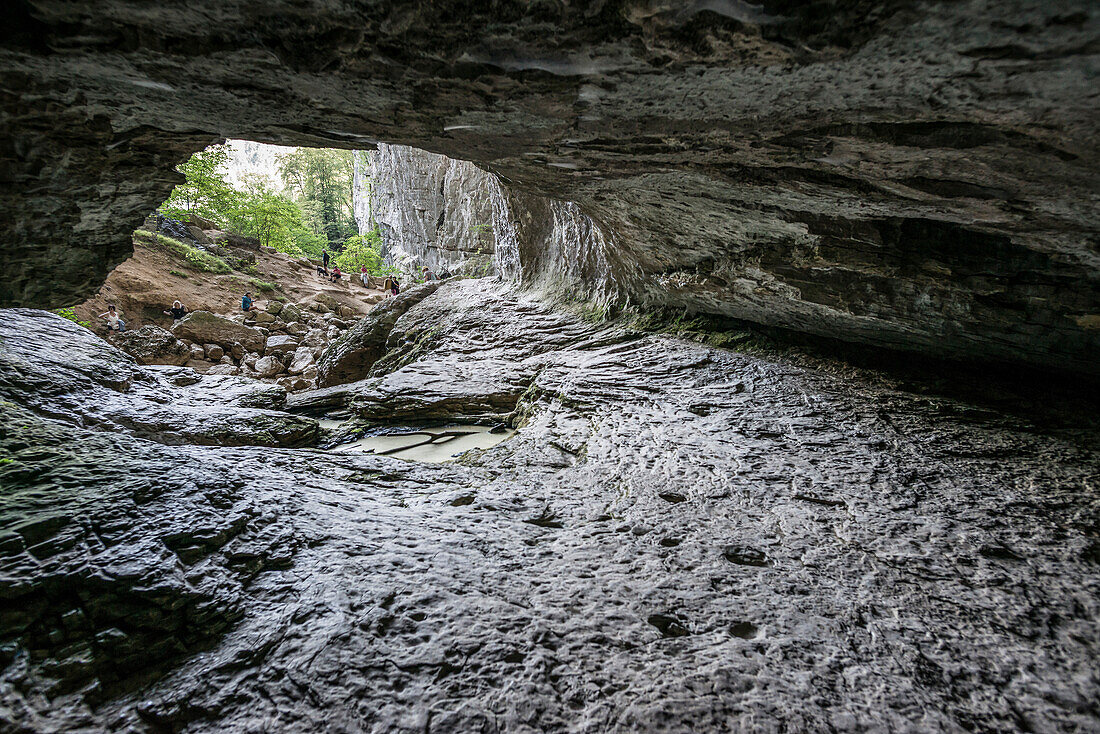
<box><xmin>158</xmin><ymin>144</ymin><xmax>357</xmax><ymax>262</ymax></box>
<box><xmin>277</xmin><ymin>148</ymin><xmax>357</xmax><ymax>249</ymax></box>
<box><xmin>159</xmin><ymin>145</ymin><xmax>238</xmax><ymax>225</ymax></box>
<box><xmin>135</xmin><ymin>230</ymin><xmax>231</xmax><ymax>273</ymax></box>
<box><xmin>51</xmin><ymin>308</ymin><xmax>91</xmax><ymax>329</ymax></box>
<box><xmin>332</xmin><ymin>229</ymin><xmax>398</xmax><ymax>276</ymax></box>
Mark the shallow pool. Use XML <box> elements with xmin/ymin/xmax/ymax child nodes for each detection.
<box><xmin>330</xmin><ymin>424</ymin><xmax>514</xmax><ymax>463</ymax></box>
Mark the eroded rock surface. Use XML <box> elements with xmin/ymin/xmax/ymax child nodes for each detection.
<box><xmin>368</xmin><ymin>144</ymin><xmax>498</xmax><ymax>275</ymax></box>
<box><xmin>316</xmin><ymin>281</ymin><xmax>443</xmax><ymax>388</ymax></box>
<box><xmin>3</xmin><ymin>287</ymin><xmax>1098</xmax><ymax>732</ymax></box>
<box><xmin>2</xmin><ymin>1</ymin><xmax>1098</xmax><ymax>373</ymax></box>
<box><xmin>0</xmin><ymin>310</ymin><xmax>316</xmax><ymax>447</ymax></box>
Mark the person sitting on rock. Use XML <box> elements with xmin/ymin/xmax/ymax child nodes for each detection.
<box><xmin>163</xmin><ymin>300</ymin><xmax>187</xmax><ymax>320</ymax></box>
<box><xmin>421</xmin><ymin>266</ymin><xmax>437</xmax><ymax>282</ymax></box>
<box><xmin>330</xmin><ymin>265</ymin><xmax>342</xmax><ymax>282</ymax></box>
<box><xmin>99</xmin><ymin>305</ymin><xmax>126</xmax><ymax>332</ymax></box>
<box><xmin>241</xmin><ymin>292</ymin><xmax>258</xmax><ymax>312</ymax></box>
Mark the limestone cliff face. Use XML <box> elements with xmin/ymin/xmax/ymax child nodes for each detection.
<box><xmin>2</xmin><ymin>0</ymin><xmax>1098</xmax><ymax>374</ymax></box>
<box><xmin>367</xmin><ymin>145</ymin><xmax>496</xmax><ymax>275</ymax></box>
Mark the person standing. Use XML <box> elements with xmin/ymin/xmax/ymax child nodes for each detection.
<box><xmin>99</xmin><ymin>305</ymin><xmax>126</xmax><ymax>332</ymax></box>
<box><xmin>322</xmin><ymin>249</ymin><xmax>330</xmax><ymax>273</ymax></box>
<box><xmin>360</xmin><ymin>265</ymin><xmax>370</xmax><ymax>286</ymax></box>
<box><xmin>421</xmin><ymin>266</ymin><xmax>437</xmax><ymax>281</ymax></box>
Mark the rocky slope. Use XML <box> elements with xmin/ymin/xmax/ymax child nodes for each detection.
<box><xmin>73</xmin><ymin>218</ymin><xmax>387</xmax><ymax>391</ymax></box>
<box><xmin>2</xmin><ymin>282</ymin><xmax>1098</xmax><ymax>732</ymax></box>
<box><xmin>2</xmin><ymin>0</ymin><xmax>1097</xmax><ymax>374</ymax></box>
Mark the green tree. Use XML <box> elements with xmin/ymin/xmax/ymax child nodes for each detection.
<box><xmin>229</xmin><ymin>176</ymin><xmax>304</xmax><ymax>252</ymax></box>
<box><xmin>333</xmin><ymin>229</ymin><xmax>396</xmax><ymax>276</ymax></box>
<box><xmin>159</xmin><ymin>144</ymin><xmax>239</xmax><ymax>224</ymax></box>
<box><xmin>278</xmin><ymin>148</ymin><xmax>356</xmax><ymax>249</ymax></box>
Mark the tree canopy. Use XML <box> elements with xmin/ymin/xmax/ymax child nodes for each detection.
<box><xmin>157</xmin><ymin>144</ymin><xmax>392</xmax><ymax>275</ymax></box>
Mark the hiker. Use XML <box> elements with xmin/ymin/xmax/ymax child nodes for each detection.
<box><xmin>322</xmin><ymin>249</ymin><xmax>330</xmax><ymax>272</ymax></box>
<box><xmin>382</xmin><ymin>275</ymin><xmax>395</xmax><ymax>295</ymax></box>
<box><xmin>360</xmin><ymin>265</ymin><xmax>370</xmax><ymax>286</ymax></box>
<box><xmin>330</xmin><ymin>265</ymin><xmax>343</xmax><ymax>282</ymax></box>
<box><xmin>390</xmin><ymin>276</ymin><xmax>400</xmax><ymax>296</ymax></box>
<box><xmin>421</xmin><ymin>266</ymin><xmax>437</xmax><ymax>282</ymax></box>
<box><xmin>99</xmin><ymin>305</ymin><xmax>126</xmax><ymax>332</ymax></box>
<box><xmin>163</xmin><ymin>300</ymin><xmax>187</xmax><ymax>320</ymax></box>
<box><xmin>241</xmin><ymin>292</ymin><xmax>258</xmax><ymax>312</ymax></box>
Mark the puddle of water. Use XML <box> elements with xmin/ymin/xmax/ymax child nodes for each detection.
<box><xmin>331</xmin><ymin>424</ymin><xmax>514</xmax><ymax>463</ymax></box>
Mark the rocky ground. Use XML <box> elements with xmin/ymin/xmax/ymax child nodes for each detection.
<box><xmin>2</xmin><ymin>279</ymin><xmax>1098</xmax><ymax>732</ymax></box>
<box><xmin>72</xmin><ymin>219</ymin><xmax>389</xmax><ymax>393</ymax></box>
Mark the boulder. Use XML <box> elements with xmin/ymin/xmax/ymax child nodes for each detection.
<box><xmin>112</xmin><ymin>325</ymin><xmax>190</xmax><ymax>366</ymax></box>
<box><xmin>225</xmin><ymin>232</ymin><xmax>260</xmax><ymax>250</ymax></box>
<box><xmin>230</xmin><ymin>342</ymin><xmax>245</xmax><ymax>360</ymax></box>
<box><xmin>206</xmin><ymin>364</ymin><xmax>239</xmax><ymax>376</ymax></box>
<box><xmin>267</xmin><ymin>300</ymin><xmax>284</xmax><ymax>316</ymax></box>
<box><xmin>172</xmin><ymin>311</ymin><xmax>266</xmax><ymax>353</ymax></box>
<box><xmin>287</xmin><ymin>346</ymin><xmax>315</xmax><ymax>375</ymax></box>
<box><xmin>189</xmin><ymin>343</ymin><xmax>206</xmax><ymax>361</ymax></box>
<box><xmin>187</xmin><ymin>225</ymin><xmax>211</xmax><ymax>244</ymax></box>
<box><xmin>188</xmin><ymin>213</ymin><xmax>218</xmax><ymax>230</ymax></box>
<box><xmin>316</xmin><ymin>281</ymin><xmax>443</xmax><ymax>387</ymax></box>
<box><xmin>312</xmin><ymin>293</ymin><xmax>339</xmax><ymax>312</ymax></box>
<box><xmin>254</xmin><ymin>355</ymin><xmax>285</xmax><ymax>378</ymax></box>
<box><xmin>285</xmin><ymin>321</ymin><xmax>306</xmax><ymax>336</ymax></box>
<box><xmin>337</xmin><ymin>305</ymin><xmax>355</xmax><ymax>318</ymax></box>
<box><xmin>280</xmin><ymin>303</ymin><xmax>303</xmax><ymax>323</ymax></box>
<box><xmin>253</xmin><ymin>311</ymin><xmax>276</xmax><ymax>324</ymax></box>
<box><xmin>204</xmin><ymin>343</ymin><xmax>224</xmax><ymax>361</ymax></box>
<box><xmin>265</xmin><ymin>334</ymin><xmax>300</xmax><ymax>357</ymax></box>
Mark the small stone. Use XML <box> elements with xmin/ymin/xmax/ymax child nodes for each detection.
<box><xmin>204</xmin><ymin>343</ymin><xmax>224</xmax><ymax>361</ymax></box>
<box><xmin>265</xmin><ymin>334</ymin><xmax>301</xmax><ymax>357</ymax></box>
<box><xmin>254</xmin><ymin>355</ymin><xmax>284</xmax><ymax>378</ymax></box>
<box><xmin>287</xmin><ymin>346</ymin><xmax>315</xmax><ymax>375</ymax></box>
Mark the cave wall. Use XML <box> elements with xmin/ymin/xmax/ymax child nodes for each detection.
<box><xmin>368</xmin><ymin>144</ymin><xmax>497</xmax><ymax>275</ymax></box>
<box><xmin>1</xmin><ymin>0</ymin><xmax>1098</xmax><ymax>373</ymax></box>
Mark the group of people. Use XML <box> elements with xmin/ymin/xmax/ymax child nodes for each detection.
<box><xmin>99</xmin><ymin>299</ymin><xmax>187</xmax><ymax>332</ymax></box>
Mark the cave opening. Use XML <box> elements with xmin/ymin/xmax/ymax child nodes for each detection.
<box><xmin>2</xmin><ymin>1</ymin><xmax>1099</xmax><ymax>730</ymax></box>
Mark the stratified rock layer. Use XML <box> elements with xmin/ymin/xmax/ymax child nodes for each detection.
<box><xmin>2</xmin><ymin>1</ymin><xmax>1098</xmax><ymax>373</ymax></box>
<box><xmin>3</xmin><ymin>285</ymin><xmax>1098</xmax><ymax>732</ymax></box>
<box><xmin>368</xmin><ymin>144</ymin><xmax>497</xmax><ymax>275</ymax></box>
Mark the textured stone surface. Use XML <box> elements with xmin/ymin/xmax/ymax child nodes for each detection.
<box><xmin>368</xmin><ymin>144</ymin><xmax>497</xmax><ymax>274</ymax></box>
<box><xmin>0</xmin><ymin>309</ymin><xmax>316</xmax><ymax>447</ymax></box>
<box><xmin>2</xmin><ymin>0</ymin><xmax>1098</xmax><ymax>373</ymax></box>
<box><xmin>2</xmin><ymin>285</ymin><xmax>1099</xmax><ymax>732</ymax></box>
<box><xmin>316</xmin><ymin>281</ymin><xmax>443</xmax><ymax>387</ymax></box>
<box><xmin>110</xmin><ymin>325</ymin><xmax>190</xmax><ymax>366</ymax></box>
<box><xmin>172</xmin><ymin>311</ymin><xmax>266</xmax><ymax>353</ymax></box>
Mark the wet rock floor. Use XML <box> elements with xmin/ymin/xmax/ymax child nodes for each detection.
<box><xmin>1</xmin><ymin>281</ymin><xmax>1098</xmax><ymax>732</ymax></box>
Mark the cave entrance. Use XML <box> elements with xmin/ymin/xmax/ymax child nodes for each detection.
<box><xmin>68</xmin><ymin>140</ymin><xmax>499</xmax><ymax>394</ymax></box>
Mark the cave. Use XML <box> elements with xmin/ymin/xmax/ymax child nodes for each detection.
<box><xmin>2</xmin><ymin>2</ymin><xmax>1099</xmax><ymax>732</ymax></box>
